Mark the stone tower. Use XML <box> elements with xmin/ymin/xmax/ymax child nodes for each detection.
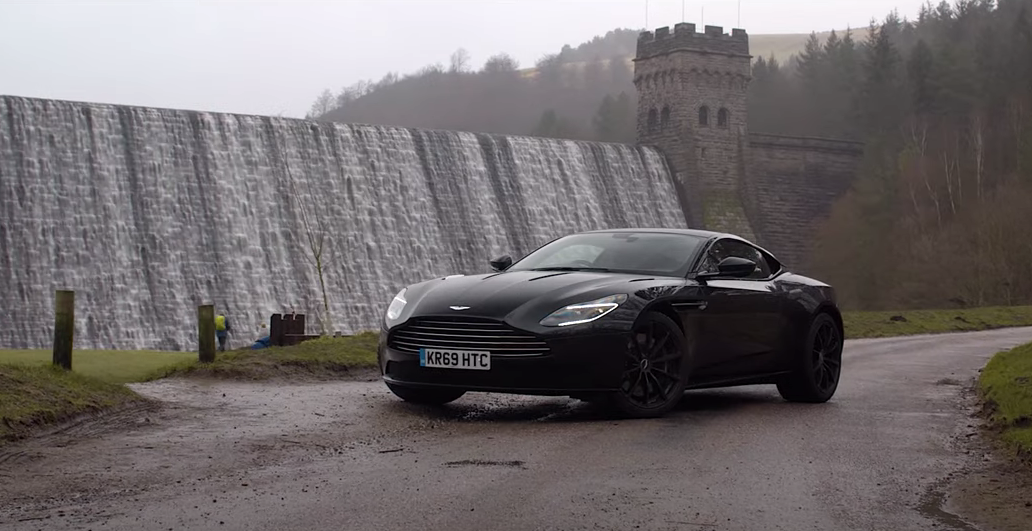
<box><xmin>634</xmin><ymin>23</ymin><xmax>755</xmax><ymax>240</ymax></box>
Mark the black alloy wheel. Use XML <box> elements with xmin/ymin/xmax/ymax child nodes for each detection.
<box><xmin>608</xmin><ymin>312</ymin><xmax>688</xmax><ymax>418</ymax></box>
<box><xmin>777</xmin><ymin>312</ymin><xmax>843</xmax><ymax>403</ymax></box>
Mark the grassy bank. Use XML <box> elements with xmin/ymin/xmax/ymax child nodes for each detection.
<box><xmin>978</xmin><ymin>342</ymin><xmax>1032</xmax><ymax>460</ymax></box>
<box><xmin>0</xmin><ymin>364</ymin><xmax>142</xmax><ymax>442</ymax></box>
<box><xmin>155</xmin><ymin>332</ymin><xmax>380</xmax><ymax>381</ymax></box>
<box><xmin>843</xmin><ymin>306</ymin><xmax>1032</xmax><ymax>339</ymax></box>
<box><xmin>0</xmin><ymin>349</ymin><xmax>195</xmax><ymax>384</ymax></box>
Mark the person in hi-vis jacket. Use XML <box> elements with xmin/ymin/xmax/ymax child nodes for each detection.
<box><xmin>215</xmin><ymin>313</ymin><xmax>231</xmax><ymax>352</ymax></box>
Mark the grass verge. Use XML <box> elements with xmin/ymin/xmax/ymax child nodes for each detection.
<box><xmin>0</xmin><ymin>349</ymin><xmax>196</xmax><ymax>384</ymax></box>
<box><xmin>0</xmin><ymin>364</ymin><xmax>142</xmax><ymax>443</ymax></box>
<box><xmin>978</xmin><ymin>342</ymin><xmax>1032</xmax><ymax>461</ymax></box>
<box><xmin>843</xmin><ymin>306</ymin><xmax>1032</xmax><ymax>339</ymax></box>
<box><xmin>155</xmin><ymin>332</ymin><xmax>380</xmax><ymax>381</ymax></box>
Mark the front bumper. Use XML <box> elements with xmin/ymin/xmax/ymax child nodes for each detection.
<box><xmin>377</xmin><ymin>330</ymin><xmax>630</xmax><ymax>396</ymax></box>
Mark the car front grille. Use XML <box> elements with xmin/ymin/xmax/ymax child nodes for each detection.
<box><xmin>388</xmin><ymin>317</ymin><xmax>550</xmax><ymax>358</ymax></box>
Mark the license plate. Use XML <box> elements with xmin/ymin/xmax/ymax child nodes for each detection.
<box><xmin>419</xmin><ymin>348</ymin><xmax>491</xmax><ymax>370</ymax></box>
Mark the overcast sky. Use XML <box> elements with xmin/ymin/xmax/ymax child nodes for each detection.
<box><xmin>0</xmin><ymin>0</ymin><xmax>927</xmax><ymax>118</ymax></box>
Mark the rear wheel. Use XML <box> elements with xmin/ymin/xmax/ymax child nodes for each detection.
<box><xmin>386</xmin><ymin>383</ymin><xmax>466</xmax><ymax>405</ymax></box>
<box><xmin>606</xmin><ymin>312</ymin><xmax>689</xmax><ymax>418</ymax></box>
<box><xmin>777</xmin><ymin>312</ymin><xmax>843</xmax><ymax>403</ymax></box>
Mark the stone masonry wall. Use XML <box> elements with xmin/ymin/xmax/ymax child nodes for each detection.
<box><xmin>635</xmin><ymin>23</ymin><xmax>755</xmax><ymax>241</ymax></box>
<box><xmin>745</xmin><ymin>133</ymin><xmax>864</xmax><ymax>271</ymax></box>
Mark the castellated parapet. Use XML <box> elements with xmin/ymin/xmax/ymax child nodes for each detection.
<box><xmin>636</xmin><ymin>23</ymin><xmax>750</xmax><ymax>59</ymax></box>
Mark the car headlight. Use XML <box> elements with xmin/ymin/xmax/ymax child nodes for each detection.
<box><xmin>385</xmin><ymin>288</ymin><xmax>407</xmax><ymax>325</ymax></box>
<box><xmin>540</xmin><ymin>294</ymin><xmax>628</xmax><ymax>327</ymax></box>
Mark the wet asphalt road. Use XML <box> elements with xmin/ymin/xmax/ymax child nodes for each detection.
<box><xmin>2</xmin><ymin>327</ymin><xmax>1032</xmax><ymax>531</ymax></box>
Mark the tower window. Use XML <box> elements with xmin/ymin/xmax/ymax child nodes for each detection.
<box><xmin>718</xmin><ymin>108</ymin><xmax>730</xmax><ymax>128</ymax></box>
<box><xmin>698</xmin><ymin>106</ymin><xmax>709</xmax><ymax>126</ymax></box>
<box><xmin>660</xmin><ymin>106</ymin><xmax>671</xmax><ymax>128</ymax></box>
<box><xmin>647</xmin><ymin>108</ymin><xmax>658</xmax><ymax>133</ymax></box>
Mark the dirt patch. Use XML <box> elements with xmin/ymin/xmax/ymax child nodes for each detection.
<box><xmin>947</xmin><ymin>456</ymin><xmax>1032</xmax><ymax>531</ymax></box>
<box><xmin>942</xmin><ymin>383</ymin><xmax>1032</xmax><ymax>531</ymax></box>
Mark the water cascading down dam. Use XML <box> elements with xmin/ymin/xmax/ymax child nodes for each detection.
<box><xmin>0</xmin><ymin>96</ymin><xmax>688</xmax><ymax>350</ymax></box>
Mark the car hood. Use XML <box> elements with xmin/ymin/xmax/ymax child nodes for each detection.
<box><xmin>403</xmin><ymin>270</ymin><xmax>672</xmax><ymax>323</ymax></box>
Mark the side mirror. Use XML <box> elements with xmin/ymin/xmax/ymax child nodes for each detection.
<box><xmin>697</xmin><ymin>256</ymin><xmax>756</xmax><ymax>279</ymax></box>
<box><xmin>490</xmin><ymin>255</ymin><xmax>513</xmax><ymax>272</ymax></box>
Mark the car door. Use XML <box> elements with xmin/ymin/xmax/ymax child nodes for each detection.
<box><xmin>690</xmin><ymin>238</ymin><xmax>786</xmax><ymax>379</ymax></box>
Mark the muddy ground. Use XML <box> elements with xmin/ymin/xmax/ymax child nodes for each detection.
<box><xmin>2</xmin><ymin>328</ymin><xmax>1032</xmax><ymax>531</ymax></box>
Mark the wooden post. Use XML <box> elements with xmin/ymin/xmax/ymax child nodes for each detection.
<box><xmin>198</xmin><ymin>304</ymin><xmax>216</xmax><ymax>363</ymax></box>
<box><xmin>52</xmin><ymin>289</ymin><xmax>74</xmax><ymax>370</ymax></box>
<box><xmin>270</xmin><ymin>314</ymin><xmax>283</xmax><ymax>346</ymax></box>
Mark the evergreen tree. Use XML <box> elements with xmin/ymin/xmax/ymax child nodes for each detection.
<box><xmin>591</xmin><ymin>92</ymin><xmax>634</xmax><ymax>143</ymax></box>
<box><xmin>907</xmin><ymin>39</ymin><xmax>935</xmax><ymax>116</ymax></box>
<box><xmin>531</xmin><ymin>109</ymin><xmax>579</xmax><ymax>138</ymax></box>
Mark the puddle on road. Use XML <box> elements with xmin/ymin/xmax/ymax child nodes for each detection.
<box><xmin>918</xmin><ymin>478</ymin><xmax>982</xmax><ymax>531</ymax></box>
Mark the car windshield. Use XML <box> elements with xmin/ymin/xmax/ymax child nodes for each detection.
<box><xmin>508</xmin><ymin>231</ymin><xmax>706</xmax><ymax>277</ymax></box>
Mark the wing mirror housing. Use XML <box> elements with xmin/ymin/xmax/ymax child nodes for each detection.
<box><xmin>696</xmin><ymin>256</ymin><xmax>756</xmax><ymax>280</ymax></box>
<box><xmin>490</xmin><ymin>255</ymin><xmax>513</xmax><ymax>272</ymax></box>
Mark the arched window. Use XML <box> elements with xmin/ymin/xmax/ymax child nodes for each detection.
<box><xmin>647</xmin><ymin>108</ymin><xmax>658</xmax><ymax>133</ymax></box>
<box><xmin>718</xmin><ymin>108</ymin><xmax>730</xmax><ymax>128</ymax></box>
<box><xmin>698</xmin><ymin>106</ymin><xmax>709</xmax><ymax>126</ymax></box>
<box><xmin>660</xmin><ymin>106</ymin><xmax>671</xmax><ymax>128</ymax></box>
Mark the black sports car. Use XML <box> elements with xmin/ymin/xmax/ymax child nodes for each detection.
<box><xmin>377</xmin><ymin>228</ymin><xmax>844</xmax><ymax>418</ymax></box>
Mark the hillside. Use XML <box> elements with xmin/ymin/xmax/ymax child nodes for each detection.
<box><xmin>513</xmin><ymin>30</ymin><xmax>834</xmax><ymax>80</ymax></box>
<box><xmin>312</xmin><ymin>27</ymin><xmax>845</xmax><ymax>141</ymax></box>
<box><xmin>752</xmin><ymin>30</ymin><xmax>837</xmax><ymax>63</ymax></box>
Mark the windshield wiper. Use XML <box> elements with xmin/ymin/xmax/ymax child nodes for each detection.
<box><xmin>529</xmin><ymin>267</ymin><xmax>612</xmax><ymax>272</ymax></box>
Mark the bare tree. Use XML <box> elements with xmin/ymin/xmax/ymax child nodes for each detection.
<box><xmin>970</xmin><ymin>111</ymin><xmax>985</xmax><ymax>202</ymax></box>
<box><xmin>1008</xmin><ymin>96</ymin><xmax>1026</xmax><ymax>172</ymax></box>
<box><xmin>902</xmin><ymin>119</ymin><xmax>924</xmax><ymax>225</ymax></box>
<box><xmin>308</xmin><ymin>89</ymin><xmax>336</xmax><ymax>119</ymax></box>
<box><xmin>336</xmin><ymin>80</ymin><xmax>374</xmax><ymax>109</ymax></box>
<box><xmin>286</xmin><ymin>167</ymin><xmax>332</xmax><ymax>335</ymax></box>
<box><xmin>449</xmin><ymin>48</ymin><xmax>471</xmax><ymax>73</ymax></box>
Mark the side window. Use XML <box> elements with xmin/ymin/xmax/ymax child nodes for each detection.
<box><xmin>698</xmin><ymin>239</ymin><xmax>773</xmax><ymax>279</ymax></box>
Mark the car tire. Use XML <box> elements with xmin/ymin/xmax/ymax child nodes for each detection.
<box><xmin>606</xmin><ymin>312</ymin><xmax>689</xmax><ymax>419</ymax></box>
<box><xmin>386</xmin><ymin>383</ymin><xmax>466</xmax><ymax>405</ymax></box>
<box><xmin>777</xmin><ymin>312</ymin><xmax>843</xmax><ymax>403</ymax></box>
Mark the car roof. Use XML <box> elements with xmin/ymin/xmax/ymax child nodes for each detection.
<box><xmin>574</xmin><ymin>228</ymin><xmax>782</xmax><ymax>264</ymax></box>
<box><xmin>579</xmin><ymin>227</ymin><xmax>733</xmax><ymax>240</ymax></box>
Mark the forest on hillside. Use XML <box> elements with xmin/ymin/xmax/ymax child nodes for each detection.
<box><xmin>308</xmin><ymin>28</ymin><xmax>643</xmax><ymax>142</ymax></box>
<box><xmin>309</xmin><ymin>0</ymin><xmax>1032</xmax><ymax>311</ymax></box>
<box><xmin>805</xmin><ymin>0</ymin><xmax>1032</xmax><ymax>311</ymax></box>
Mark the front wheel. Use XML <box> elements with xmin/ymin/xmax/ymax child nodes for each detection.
<box><xmin>386</xmin><ymin>383</ymin><xmax>466</xmax><ymax>405</ymax></box>
<box><xmin>777</xmin><ymin>312</ymin><xmax>843</xmax><ymax>403</ymax></box>
<box><xmin>606</xmin><ymin>312</ymin><xmax>689</xmax><ymax>418</ymax></box>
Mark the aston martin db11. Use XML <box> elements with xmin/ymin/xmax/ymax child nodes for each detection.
<box><xmin>377</xmin><ymin>228</ymin><xmax>844</xmax><ymax>418</ymax></box>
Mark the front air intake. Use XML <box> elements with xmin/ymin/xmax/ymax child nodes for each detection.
<box><xmin>388</xmin><ymin>317</ymin><xmax>550</xmax><ymax>358</ymax></box>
